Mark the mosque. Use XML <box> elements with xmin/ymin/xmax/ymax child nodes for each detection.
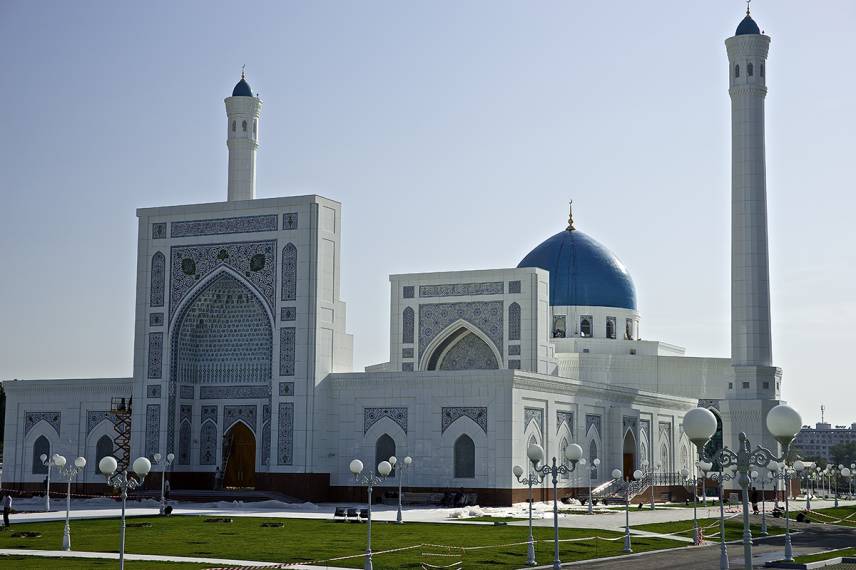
<box><xmin>2</xmin><ymin>9</ymin><xmax>785</xmax><ymax>504</ymax></box>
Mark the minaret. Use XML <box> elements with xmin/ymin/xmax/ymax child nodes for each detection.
<box><xmin>225</xmin><ymin>71</ymin><xmax>262</xmax><ymax>201</ymax></box>
<box><xmin>727</xmin><ymin>8</ymin><xmax>773</xmax><ymax>371</ymax></box>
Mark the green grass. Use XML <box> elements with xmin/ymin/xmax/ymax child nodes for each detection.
<box><xmin>790</xmin><ymin>505</ymin><xmax>856</xmax><ymax>527</ymax></box>
<box><xmin>793</xmin><ymin>547</ymin><xmax>856</xmax><ymax>563</ymax></box>
<box><xmin>633</xmin><ymin>517</ymin><xmax>785</xmax><ymax>541</ymax></box>
<box><xmin>0</xmin><ymin>556</ymin><xmax>207</xmax><ymax>569</ymax></box>
<box><xmin>0</xmin><ymin>515</ymin><xmax>686</xmax><ymax>569</ymax></box>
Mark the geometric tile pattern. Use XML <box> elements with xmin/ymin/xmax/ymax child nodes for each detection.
<box><xmin>145</xmin><ymin>404</ymin><xmax>160</xmax><ymax>458</ymax></box>
<box><xmin>363</xmin><ymin>407</ymin><xmax>408</xmax><ymax>434</ymax></box>
<box><xmin>147</xmin><ymin>333</ymin><xmax>163</xmax><ymax>379</ymax></box>
<box><xmin>402</xmin><ymin>347</ymin><xmax>414</xmax><ymax>359</ymax></box>
<box><xmin>201</xmin><ymin>405</ymin><xmax>218</xmax><ymax>423</ymax></box>
<box><xmin>437</xmin><ymin>333</ymin><xmax>499</xmax><ymax>370</ymax></box>
<box><xmin>419</xmin><ymin>301</ymin><xmax>503</xmax><ymax>361</ymax></box>
<box><xmin>508</xmin><ymin>280</ymin><xmax>521</xmax><ymax>294</ymax></box>
<box><xmin>279</xmin><ymin>327</ymin><xmax>295</xmax><ymax>376</ymax></box>
<box><xmin>280</xmin><ymin>307</ymin><xmax>296</xmax><ymax>321</ymax></box>
<box><xmin>556</xmin><ymin>411</ymin><xmax>574</xmax><ymax>436</ymax></box>
<box><xmin>508</xmin><ymin>359</ymin><xmax>521</xmax><ymax>369</ymax></box>
<box><xmin>150</xmin><ymin>252</ymin><xmax>165</xmax><ymax>307</ymax></box>
<box><xmin>403</xmin><ymin>286</ymin><xmax>414</xmax><ymax>299</ymax></box>
<box><xmin>146</xmin><ymin>385</ymin><xmax>162</xmax><ymax>398</ymax></box>
<box><xmin>169</xmin><ymin>240</ymin><xmax>276</xmax><ymax>322</ymax></box>
<box><xmin>152</xmin><ymin>223</ymin><xmax>167</xmax><ymax>239</ymax></box>
<box><xmin>508</xmin><ymin>303</ymin><xmax>521</xmax><ymax>341</ymax></box>
<box><xmin>200</xmin><ymin>420</ymin><xmax>217</xmax><ymax>466</ymax></box>
<box><xmin>508</xmin><ymin>345</ymin><xmax>521</xmax><ymax>356</ymax></box>
<box><xmin>282</xmin><ymin>213</ymin><xmax>298</xmax><ymax>230</ymax></box>
<box><xmin>24</xmin><ymin>411</ymin><xmax>61</xmax><ymax>436</ymax></box>
<box><xmin>86</xmin><ymin>410</ymin><xmax>118</xmax><ymax>435</ymax></box>
<box><xmin>261</xmin><ymin>403</ymin><xmax>271</xmax><ymax>466</ymax></box>
<box><xmin>199</xmin><ymin>385</ymin><xmax>268</xmax><ymax>399</ymax></box>
<box><xmin>180</xmin><ymin>404</ymin><xmax>192</xmax><ymax>423</ymax></box>
<box><xmin>278</xmin><ymin>382</ymin><xmax>294</xmax><ymax>396</ymax></box>
<box><xmin>178</xmin><ymin>419</ymin><xmax>191</xmax><ymax>465</ymax></box>
<box><xmin>278</xmin><ymin>402</ymin><xmax>294</xmax><ymax>465</ymax></box>
<box><xmin>419</xmin><ymin>282</ymin><xmax>503</xmax><ymax>297</ymax></box>
<box><xmin>224</xmin><ymin>405</ymin><xmax>257</xmax><ymax>432</ymax></box>
<box><xmin>180</xmin><ymin>385</ymin><xmax>194</xmax><ymax>399</ymax></box>
<box><xmin>586</xmin><ymin>414</ymin><xmax>602</xmax><ymax>435</ymax></box>
<box><xmin>281</xmin><ymin>243</ymin><xmax>297</xmax><ymax>301</ymax></box>
<box><xmin>441</xmin><ymin>407</ymin><xmax>487</xmax><ymax>434</ymax></box>
<box><xmin>402</xmin><ymin>362</ymin><xmax>414</xmax><ymax>371</ymax></box>
<box><xmin>149</xmin><ymin>312</ymin><xmax>164</xmax><ymax>327</ymax></box>
<box><xmin>524</xmin><ymin>407</ymin><xmax>544</xmax><ymax>434</ymax></box>
<box><xmin>170</xmin><ymin>215</ymin><xmax>277</xmax><ymax>238</ymax></box>
<box><xmin>402</xmin><ymin>307</ymin><xmax>414</xmax><ymax>344</ymax></box>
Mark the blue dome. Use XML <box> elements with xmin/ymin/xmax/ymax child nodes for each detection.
<box><xmin>232</xmin><ymin>77</ymin><xmax>254</xmax><ymax>97</ymax></box>
<box><xmin>735</xmin><ymin>14</ymin><xmax>760</xmax><ymax>35</ymax></box>
<box><xmin>518</xmin><ymin>230</ymin><xmax>637</xmax><ymax>310</ymax></box>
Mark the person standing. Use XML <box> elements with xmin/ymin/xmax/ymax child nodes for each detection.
<box><xmin>2</xmin><ymin>493</ymin><xmax>12</xmax><ymax>528</ymax></box>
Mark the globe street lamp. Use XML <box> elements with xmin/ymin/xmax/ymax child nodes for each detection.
<box><xmin>151</xmin><ymin>452</ymin><xmax>175</xmax><ymax>515</ymax></box>
<box><xmin>388</xmin><ymin>455</ymin><xmax>412</xmax><ymax>524</ymax></box>
<box><xmin>768</xmin><ymin>459</ymin><xmax>801</xmax><ymax>562</ymax></box>
<box><xmin>99</xmin><ymin>455</ymin><xmax>152</xmax><ymax>570</ymax></box>
<box><xmin>513</xmin><ymin>459</ymin><xmax>543</xmax><ymax>567</ymax></box>
<box><xmin>527</xmin><ymin>442</ymin><xmax>583</xmax><ymax>570</ymax></box>
<box><xmin>39</xmin><ymin>453</ymin><xmax>56</xmax><ymax>511</ymax></box>
<box><xmin>683</xmin><ymin>404</ymin><xmax>803</xmax><ymax>570</ymax></box>
<box><xmin>53</xmin><ymin>454</ymin><xmax>86</xmax><ymax>551</ymax></box>
<box><xmin>350</xmin><ymin>458</ymin><xmax>392</xmax><ymax>570</ymax></box>
<box><xmin>711</xmin><ymin>466</ymin><xmax>737</xmax><ymax>570</ymax></box>
<box><xmin>846</xmin><ymin>466</ymin><xmax>854</xmax><ymax>499</ymax></box>
<box><xmin>832</xmin><ymin>465</ymin><xmax>841</xmax><ymax>508</ymax></box>
<box><xmin>612</xmin><ymin>468</ymin><xmax>642</xmax><ymax>553</ymax></box>
<box><xmin>681</xmin><ymin>466</ymin><xmax>702</xmax><ymax>545</ymax></box>
<box><xmin>699</xmin><ymin>461</ymin><xmax>713</xmax><ymax>507</ymax></box>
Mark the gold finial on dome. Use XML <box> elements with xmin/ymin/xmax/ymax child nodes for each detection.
<box><xmin>566</xmin><ymin>200</ymin><xmax>576</xmax><ymax>231</ymax></box>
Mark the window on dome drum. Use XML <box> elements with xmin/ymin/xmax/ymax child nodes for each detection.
<box><xmin>376</xmin><ymin>434</ymin><xmax>396</xmax><ymax>478</ymax></box>
<box><xmin>761</xmin><ymin>63</ymin><xmax>765</xmax><ymax>77</ymax></box>
<box><xmin>763</xmin><ymin>381</ymin><xmax>770</xmax><ymax>389</ymax></box>
<box><xmin>552</xmin><ymin>315</ymin><xmax>566</xmax><ymax>338</ymax></box>
<box><xmin>625</xmin><ymin>318</ymin><xmax>633</xmax><ymax>340</ymax></box>
<box><xmin>580</xmin><ymin>316</ymin><xmax>592</xmax><ymax>337</ymax></box>
<box><xmin>728</xmin><ymin>382</ymin><xmax>733</xmax><ymax>389</ymax></box>
<box><xmin>231</xmin><ymin>121</ymin><xmax>236</xmax><ymax>132</ymax></box>
<box><xmin>32</xmin><ymin>435</ymin><xmax>50</xmax><ymax>474</ymax></box>
<box><xmin>242</xmin><ymin>120</ymin><xmax>247</xmax><ymax>132</ymax></box>
<box><xmin>742</xmin><ymin>381</ymin><xmax>750</xmax><ymax>389</ymax></box>
<box><xmin>747</xmin><ymin>62</ymin><xmax>754</xmax><ymax>76</ymax></box>
<box><xmin>454</xmin><ymin>434</ymin><xmax>476</xmax><ymax>478</ymax></box>
<box><xmin>253</xmin><ymin>120</ymin><xmax>257</xmax><ymax>134</ymax></box>
<box><xmin>735</xmin><ymin>64</ymin><xmax>740</xmax><ymax>78</ymax></box>
<box><xmin>606</xmin><ymin>317</ymin><xmax>616</xmax><ymax>339</ymax></box>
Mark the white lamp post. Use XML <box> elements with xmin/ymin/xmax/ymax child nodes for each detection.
<box><xmin>99</xmin><ymin>455</ymin><xmax>151</xmax><ymax>570</ymax></box>
<box><xmin>845</xmin><ymin>466</ymin><xmax>853</xmax><ymax>500</ymax></box>
<box><xmin>513</xmin><ymin>455</ymin><xmax>542</xmax><ymax>567</ymax></box>
<box><xmin>711</xmin><ymin>467</ymin><xmax>737</xmax><ymax>570</ymax></box>
<box><xmin>699</xmin><ymin>460</ymin><xmax>713</xmax><ymax>507</ymax></box>
<box><xmin>151</xmin><ymin>452</ymin><xmax>175</xmax><ymax>515</ymax></box>
<box><xmin>577</xmin><ymin>457</ymin><xmax>587</xmax><ymax>512</ymax></box>
<box><xmin>54</xmin><ymin>454</ymin><xmax>86</xmax><ymax>551</ymax></box>
<box><xmin>683</xmin><ymin>404</ymin><xmax>803</xmax><ymax>569</ymax></box>
<box><xmin>681</xmin><ymin>466</ymin><xmax>701</xmax><ymax>545</ymax></box>
<box><xmin>612</xmin><ymin>468</ymin><xmax>641</xmax><ymax>554</ymax></box>
<box><xmin>388</xmin><ymin>455</ymin><xmax>412</xmax><ymax>524</ymax></box>
<box><xmin>350</xmin><ymin>458</ymin><xmax>391</xmax><ymax>570</ymax></box>
<box><xmin>39</xmin><ymin>453</ymin><xmax>55</xmax><ymax>511</ymax></box>
<box><xmin>586</xmin><ymin>458</ymin><xmax>600</xmax><ymax>514</ymax></box>
<box><xmin>642</xmin><ymin>459</ymin><xmax>655</xmax><ymax>510</ymax></box>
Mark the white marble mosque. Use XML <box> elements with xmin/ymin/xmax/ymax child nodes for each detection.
<box><xmin>2</xmin><ymin>10</ymin><xmax>787</xmax><ymax>504</ymax></box>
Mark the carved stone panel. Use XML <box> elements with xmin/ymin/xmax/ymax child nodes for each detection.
<box><xmin>441</xmin><ymin>407</ymin><xmax>487</xmax><ymax>434</ymax></box>
<box><xmin>364</xmin><ymin>407</ymin><xmax>408</xmax><ymax>434</ymax></box>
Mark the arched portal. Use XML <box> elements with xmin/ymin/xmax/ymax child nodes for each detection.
<box><xmin>623</xmin><ymin>430</ymin><xmax>636</xmax><ymax>479</ymax></box>
<box><xmin>426</xmin><ymin>326</ymin><xmax>499</xmax><ymax>371</ymax></box>
<box><xmin>223</xmin><ymin>422</ymin><xmax>256</xmax><ymax>488</ymax></box>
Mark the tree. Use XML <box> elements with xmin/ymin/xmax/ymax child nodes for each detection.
<box><xmin>830</xmin><ymin>442</ymin><xmax>856</xmax><ymax>468</ymax></box>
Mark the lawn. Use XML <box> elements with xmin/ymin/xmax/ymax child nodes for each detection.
<box><xmin>0</xmin><ymin>556</ymin><xmax>208</xmax><ymax>569</ymax></box>
<box><xmin>793</xmin><ymin>547</ymin><xmax>856</xmax><ymax>563</ymax></box>
<box><xmin>633</xmin><ymin>517</ymin><xmax>785</xmax><ymax>541</ymax></box>
<box><xmin>791</xmin><ymin>505</ymin><xmax>856</xmax><ymax>527</ymax></box>
<box><xmin>0</xmin><ymin>515</ymin><xmax>686</xmax><ymax>569</ymax></box>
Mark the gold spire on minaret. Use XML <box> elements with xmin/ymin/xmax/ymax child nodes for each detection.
<box><xmin>566</xmin><ymin>200</ymin><xmax>576</xmax><ymax>231</ymax></box>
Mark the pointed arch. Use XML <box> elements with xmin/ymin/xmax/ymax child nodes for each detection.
<box><xmin>586</xmin><ymin>423</ymin><xmax>601</xmax><ymax>480</ymax></box>
<box><xmin>32</xmin><ymin>435</ymin><xmax>50</xmax><ymax>475</ymax></box>
<box><xmin>454</xmin><ymin>434</ymin><xmax>475</xmax><ymax>479</ymax></box>
<box><xmin>421</xmin><ymin>319</ymin><xmax>502</xmax><ymax>371</ymax></box>
<box><xmin>622</xmin><ymin>429</ymin><xmax>637</xmax><ymax>478</ymax></box>
<box><xmin>375</xmin><ymin>434</ymin><xmax>396</xmax><ymax>478</ymax></box>
<box><xmin>95</xmin><ymin>435</ymin><xmax>113</xmax><ymax>474</ymax></box>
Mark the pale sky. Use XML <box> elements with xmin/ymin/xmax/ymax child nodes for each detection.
<box><xmin>1</xmin><ymin>1</ymin><xmax>854</xmax><ymax>425</ymax></box>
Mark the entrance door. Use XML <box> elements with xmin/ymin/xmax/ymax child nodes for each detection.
<box><xmin>622</xmin><ymin>430</ymin><xmax>636</xmax><ymax>479</ymax></box>
<box><xmin>223</xmin><ymin>422</ymin><xmax>256</xmax><ymax>488</ymax></box>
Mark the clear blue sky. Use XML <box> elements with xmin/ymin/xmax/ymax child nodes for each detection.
<box><xmin>1</xmin><ymin>1</ymin><xmax>854</xmax><ymax>425</ymax></box>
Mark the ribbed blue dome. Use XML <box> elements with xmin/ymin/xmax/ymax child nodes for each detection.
<box><xmin>518</xmin><ymin>230</ymin><xmax>637</xmax><ymax>310</ymax></box>
<box><xmin>735</xmin><ymin>14</ymin><xmax>760</xmax><ymax>35</ymax></box>
<box><xmin>232</xmin><ymin>78</ymin><xmax>254</xmax><ymax>97</ymax></box>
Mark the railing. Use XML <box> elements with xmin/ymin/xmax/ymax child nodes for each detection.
<box><xmin>589</xmin><ymin>472</ymin><xmax>688</xmax><ymax>503</ymax></box>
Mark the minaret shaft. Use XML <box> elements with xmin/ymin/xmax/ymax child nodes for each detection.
<box><xmin>225</xmin><ymin>85</ymin><xmax>262</xmax><ymax>201</ymax></box>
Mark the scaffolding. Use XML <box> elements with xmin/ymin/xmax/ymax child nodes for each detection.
<box><xmin>110</xmin><ymin>397</ymin><xmax>132</xmax><ymax>470</ymax></box>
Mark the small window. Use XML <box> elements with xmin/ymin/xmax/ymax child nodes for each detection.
<box><xmin>606</xmin><ymin>317</ymin><xmax>616</xmax><ymax>339</ymax></box>
<box><xmin>580</xmin><ymin>316</ymin><xmax>592</xmax><ymax>337</ymax></box>
<box><xmin>625</xmin><ymin>318</ymin><xmax>633</xmax><ymax>340</ymax></box>
<box><xmin>728</xmin><ymin>382</ymin><xmax>733</xmax><ymax>389</ymax></box>
<box><xmin>735</xmin><ymin>64</ymin><xmax>740</xmax><ymax>78</ymax></box>
<box><xmin>582</xmin><ymin>348</ymin><xmax>590</xmax><ymax>353</ymax></box>
<box><xmin>747</xmin><ymin>62</ymin><xmax>754</xmax><ymax>77</ymax></box>
<box><xmin>742</xmin><ymin>381</ymin><xmax>750</xmax><ymax>389</ymax></box>
<box><xmin>231</xmin><ymin>121</ymin><xmax>236</xmax><ymax>132</ymax></box>
<box><xmin>629</xmin><ymin>348</ymin><xmax>637</xmax><ymax>355</ymax></box>
<box><xmin>763</xmin><ymin>381</ymin><xmax>770</xmax><ymax>389</ymax></box>
<box><xmin>253</xmin><ymin>120</ymin><xmax>257</xmax><ymax>134</ymax></box>
<box><xmin>95</xmin><ymin>435</ymin><xmax>113</xmax><ymax>473</ymax></box>
<box><xmin>552</xmin><ymin>315</ymin><xmax>566</xmax><ymax>338</ymax></box>
<box><xmin>242</xmin><ymin>120</ymin><xmax>247</xmax><ymax>132</ymax></box>
<box><xmin>454</xmin><ymin>434</ymin><xmax>476</xmax><ymax>478</ymax></box>
<box><xmin>32</xmin><ymin>435</ymin><xmax>50</xmax><ymax>474</ymax></box>
<box><xmin>375</xmin><ymin>434</ymin><xmax>396</xmax><ymax>478</ymax></box>
<box><xmin>760</xmin><ymin>63</ymin><xmax>765</xmax><ymax>77</ymax></box>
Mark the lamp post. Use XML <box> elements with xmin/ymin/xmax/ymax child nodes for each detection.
<box><xmin>768</xmin><ymin>460</ymin><xmax>800</xmax><ymax>562</ymax></box>
<box><xmin>699</xmin><ymin>461</ymin><xmax>713</xmax><ymax>507</ymax></box>
<box><xmin>54</xmin><ymin>454</ymin><xmax>86</xmax><ymax>551</ymax></box>
<box><xmin>833</xmin><ymin>465</ymin><xmax>841</xmax><ymax>508</ymax></box>
<box><xmin>756</xmin><ymin>467</ymin><xmax>769</xmax><ymax>536</ymax></box>
<box><xmin>681</xmin><ymin>466</ymin><xmax>702</xmax><ymax>545</ymax></box>
<box><xmin>350</xmin><ymin>458</ymin><xmax>392</xmax><ymax>570</ymax></box>
<box><xmin>388</xmin><ymin>455</ymin><xmax>412</xmax><ymax>524</ymax></box>
<box><xmin>151</xmin><ymin>452</ymin><xmax>175</xmax><ymax>515</ymax></box>
<box><xmin>642</xmin><ymin>459</ymin><xmax>655</xmax><ymax>510</ymax></box>
<box><xmin>586</xmin><ymin>458</ymin><xmax>600</xmax><ymax>514</ymax></box>
<box><xmin>613</xmin><ymin>468</ymin><xmax>642</xmax><ymax>553</ymax></box>
<box><xmin>847</xmin><ymin>466</ymin><xmax>854</xmax><ymax>499</ymax></box>
<box><xmin>525</xmin><ymin>442</ymin><xmax>582</xmax><ymax>570</ymax></box>
<box><xmin>711</xmin><ymin>467</ymin><xmax>736</xmax><ymax>570</ymax></box>
<box><xmin>683</xmin><ymin>404</ymin><xmax>803</xmax><ymax>570</ymax></box>
<box><xmin>513</xmin><ymin>461</ymin><xmax>543</xmax><ymax>566</ymax></box>
<box><xmin>39</xmin><ymin>453</ymin><xmax>55</xmax><ymax>511</ymax></box>
<box><xmin>99</xmin><ymin>455</ymin><xmax>152</xmax><ymax>570</ymax></box>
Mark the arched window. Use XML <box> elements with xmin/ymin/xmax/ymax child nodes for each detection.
<box><xmin>580</xmin><ymin>316</ymin><xmax>592</xmax><ymax>337</ymax></box>
<box><xmin>375</xmin><ymin>434</ymin><xmax>396</xmax><ymax>478</ymax></box>
<box><xmin>760</xmin><ymin>63</ymin><xmax>765</xmax><ymax>77</ymax></box>
<box><xmin>747</xmin><ymin>62</ymin><xmax>754</xmax><ymax>77</ymax></box>
<box><xmin>454</xmin><ymin>434</ymin><xmax>475</xmax><ymax>478</ymax></box>
<box><xmin>242</xmin><ymin>120</ymin><xmax>247</xmax><ymax>132</ymax></box>
<box><xmin>508</xmin><ymin>303</ymin><xmax>521</xmax><ymax>341</ymax></box>
<box><xmin>95</xmin><ymin>435</ymin><xmax>113</xmax><ymax>473</ymax></box>
<box><xmin>735</xmin><ymin>64</ymin><xmax>740</xmax><ymax>78</ymax></box>
<box><xmin>589</xmin><ymin>440</ymin><xmax>598</xmax><ymax>479</ymax></box>
<box><xmin>606</xmin><ymin>317</ymin><xmax>616</xmax><ymax>339</ymax></box>
<box><xmin>231</xmin><ymin>121</ymin><xmax>236</xmax><ymax>132</ymax></box>
<box><xmin>402</xmin><ymin>307</ymin><xmax>414</xmax><ymax>344</ymax></box>
<box><xmin>253</xmin><ymin>120</ymin><xmax>257</xmax><ymax>134</ymax></box>
<box><xmin>32</xmin><ymin>435</ymin><xmax>50</xmax><ymax>474</ymax></box>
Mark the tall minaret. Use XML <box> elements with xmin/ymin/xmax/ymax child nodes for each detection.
<box><xmin>727</xmin><ymin>8</ymin><xmax>773</xmax><ymax>371</ymax></box>
<box><xmin>225</xmin><ymin>71</ymin><xmax>262</xmax><ymax>201</ymax></box>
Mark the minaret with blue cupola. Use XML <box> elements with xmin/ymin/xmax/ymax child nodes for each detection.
<box><xmin>225</xmin><ymin>70</ymin><xmax>262</xmax><ymax>201</ymax></box>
